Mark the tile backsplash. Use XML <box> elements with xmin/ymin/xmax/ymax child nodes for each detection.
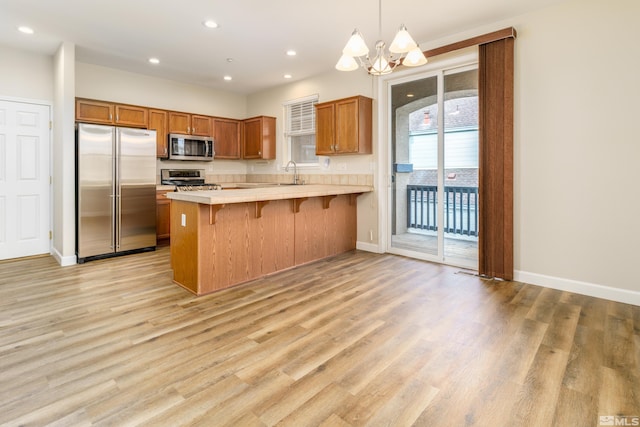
<box><xmin>200</xmin><ymin>173</ymin><xmax>373</xmax><ymax>186</ymax></box>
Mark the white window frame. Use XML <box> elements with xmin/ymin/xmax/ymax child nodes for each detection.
<box><xmin>283</xmin><ymin>94</ymin><xmax>319</xmax><ymax>167</ymax></box>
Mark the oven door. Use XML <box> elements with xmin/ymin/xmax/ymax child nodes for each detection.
<box><xmin>168</xmin><ymin>134</ymin><xmax>214</xmax><ymax>161</ymax></box>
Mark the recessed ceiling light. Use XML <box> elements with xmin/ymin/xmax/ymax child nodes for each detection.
<box><xmin>203</xmin><ymin>20</ymin><xmax>219</xmax><ymax>29</ymax></box>
<box><xmin>18</xmin><ymin>26</ymin><xmax>34</xmax><ymax>35</ymax></box>
<box><xmin>148</xmin><ymin>58</ymin><xmax>160</xmax><ymax>64</ymax></box>
<box><xmin>286</xmin><ymin>50</ymin><xmax>296</xmax><ymax>56</ymax></box>
<box><xmin>284</xmin><ymin>74</ymin><xmax>292</xmax><ymax>79</ymax></box>
<box><xmin>224</xmin><ymin>76</ymin><xmax>232</xmax><ymax>81</ymax></box>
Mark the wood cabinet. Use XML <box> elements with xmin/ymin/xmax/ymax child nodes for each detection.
<box><xmin>156</xmin><ymin>190</ymin><xmax>171</xmax><ymax>242</ymax></box>
<box><xmin>243</xmin><ymin>116</ymin><xmax>276</xmax><ymax>159</ymax></box>
<box><xmin>75</xmin><ymin>98</ymin><xmax>148</xmax><ymax>128</ymax></box>
<box><xmin>149</xmin><ymin>109</ymin><xmax>168</xmax><ymax>158</ymax></box>
<box><xmin>315</xmin><ymin>95</ymin><xmax>372</xmax><ymax>155</ymax></box>
<box><xmin>212</xmin><ymin>118</ymin><xmax>241</xmax><ymax>159</ymax></box>
<box><xmin>168</xmin><ymin>112</ymin><xmax>212</xmax><ymax>136</ymax></box>
<box><xmin>169</xmin><ymin>193</ymin><xmax>358</xmax><ymax>295</ymax></box>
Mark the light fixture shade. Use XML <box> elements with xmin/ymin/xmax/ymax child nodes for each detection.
<box><xmin>369</xmin><ymin>54</ymin><xmax>393</xmax><ymax>75</ymax></box>
<box><xmin>403</xmin><ymin>46</ymin><xmax>427</xmax><ymax>67</ymax></box>
<box><xmin>342</xmin><ymin>29</ymin><xmax>369</xmax><ymax>57</ymax></box>
<box><xmin>389</xmin><ymin>25</ymin><xmax>418</xmax><ymax>54</ymax></box>
<box><xmin>336</xmin><ymin>54</ymin><xmax>359</xmax><ymax>71</ymax></box>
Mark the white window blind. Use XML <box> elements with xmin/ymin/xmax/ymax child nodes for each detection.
<box><xmin>285</xmin><ymin>95</ymin><xmax>317</xmax><ymax>136</ymax></box>
<box><xmin>284</xmin><ymin>95</ymin><xmax>318</xmax><ymax>164</ymax></box>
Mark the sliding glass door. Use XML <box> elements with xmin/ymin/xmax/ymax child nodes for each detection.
<box><xmin>389</xmin><ymin>65</ymin><xmax>479</xmax><ymax>269</ymax></box>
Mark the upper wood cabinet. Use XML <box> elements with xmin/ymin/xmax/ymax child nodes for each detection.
<box><xmin>168</xmin><ymin>112</ymin><xmax>212</xmax><ymax>136</ymax></box>
<box><xmin>213</xmin><ymin>118</ymin><xmax>241</xmax><ymax>159</ymax></box>
<box><xmin>243</xmin><ymin>116</ymin><xmax>276</xmax><ymax>160</ymax></box>
<box><xmin>315</xmin><ymin>95</ymin><xmax>372</xmax><ymax>155</ymax></box>
<box><xmin>149</xmin><ymin>109</ymin><xmax>168</xmax><ymax>158</ymax></box>
<box><xmin>191</xmin><ymin>115</ymin><xmax>212</xmax><ymax>136</ymax></box>
<box><xmin>76</xmin><ymin>98</ymin><xmax>148</xmax><ymax>128</ymax></box>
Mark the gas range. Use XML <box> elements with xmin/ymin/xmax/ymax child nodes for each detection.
<box><xmin>175</xmin><ymin>183</ymin><xmax>221</xmax><ymax>192</ymax></box>
<box><xmin>161</xmin><ymin>169</ymin><xmax>221</xmax><ymax>191</ymax></box>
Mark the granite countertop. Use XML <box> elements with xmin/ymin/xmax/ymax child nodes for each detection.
<box><xmin>165</xmin><ymin>184</ymin><xmax>373</xmax><ymax>205</ymax></box>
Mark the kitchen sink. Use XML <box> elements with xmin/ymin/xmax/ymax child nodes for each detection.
<box><xmin>221</xmin><ymin>182</ymin><xmax>303</xmax><ymax>189</ymax></box>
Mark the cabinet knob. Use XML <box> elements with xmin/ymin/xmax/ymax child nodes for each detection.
<box><xmin>258</xmin><ymin>151</ymin><xmax>262</xmax><ymax>156</ymax></box>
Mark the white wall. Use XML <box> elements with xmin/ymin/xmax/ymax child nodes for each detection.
<box><xmin>0</xmin><ymin>45</ymin><xmax>53</xmax><ymax>100</ymax></box>
<box><xmin>52</xmin><ymin>42</ymin><xmax>76</xmax><ymax>265</ymax></box>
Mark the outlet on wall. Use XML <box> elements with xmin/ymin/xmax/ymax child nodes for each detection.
<box><xmin>337</xmin><ymin>162</ymin><xmax>347</xmax><ymax>171</ymax></box>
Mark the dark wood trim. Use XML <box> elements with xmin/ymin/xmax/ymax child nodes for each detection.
<box><xmin>478</xmin><ymin>37</ymin><xmax>515</xmax><ymax>281</ymax></box>
<box><xmin>422</xmin><ymin>27</ymin><xmax>517</xmax><ymax>59</ymax></box>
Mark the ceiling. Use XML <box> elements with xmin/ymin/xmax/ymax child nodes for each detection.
<box><xmin>0</xmin><ymin>0</ymin><xmax>566</xmax><ymax>95</ymax></box>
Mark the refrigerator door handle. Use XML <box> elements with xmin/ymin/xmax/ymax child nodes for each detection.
<box><xmin>116</xmin><ymin>193</ymin><xmax>121</xmax><ymax>250</ymax></box>
<box><xmin>110</xmin><ymin>194</ymin><xmax>116</xmax><ymax>250</ymax></box>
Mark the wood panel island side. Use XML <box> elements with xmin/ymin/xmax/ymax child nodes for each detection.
<box><xmin>166</xmin><ymin>184</ymin><xmax>372</xmax><ymax>295</ymax></box>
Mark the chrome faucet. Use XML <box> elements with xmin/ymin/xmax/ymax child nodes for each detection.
<box><xmin>285</xmin><ymin>160</ymin><xmax>300</xmax><ymax>184</ymax></box>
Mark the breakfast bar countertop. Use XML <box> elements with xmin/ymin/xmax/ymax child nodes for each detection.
<box><xmin>165</xmin><ymin>184</ymin><xmax>373</xmax><ymax>205</ymax></box>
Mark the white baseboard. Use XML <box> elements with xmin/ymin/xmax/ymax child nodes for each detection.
<box><xmin>356</xmin><ymin>241</ymin><xmax>384</xmax><ymax>253</ymax></box>
<box><xmin>515</xmin><ymin>270</ymin><xmax>640</xmax><ymax>307</ymax></box>
<box><xmin>51</xmin><ymin>247</ymin><xmax>77</xmax><ymax>267</ymax></box>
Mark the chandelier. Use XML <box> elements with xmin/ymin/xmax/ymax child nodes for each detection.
<box><xmin>335</xmin><ymin>0</ymin><xmax>427</xmax><ymax>75</ymax></box>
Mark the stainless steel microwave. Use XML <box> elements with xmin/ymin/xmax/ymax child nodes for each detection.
<box><xmin>168</xmin><ymin>134</ymin><xmax>214</xmax><ymax>161</ymax></box>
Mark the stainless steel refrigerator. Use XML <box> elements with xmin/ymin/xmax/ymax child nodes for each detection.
<box><xmin>76</xmin><ymin>123</ymin><xmax>157</xmax><ymax>263</ymax></box>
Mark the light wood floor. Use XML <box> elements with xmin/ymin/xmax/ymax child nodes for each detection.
<box><xmin>1</xmin><ymin>247</ymin><xmax>638</xmax><ymax>426</ymax></box>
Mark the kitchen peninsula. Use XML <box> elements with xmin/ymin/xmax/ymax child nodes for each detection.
<box><xmin>166</xmin><ymin>184</ymin><xmax>372</xmax><ymax>295</ymax></box>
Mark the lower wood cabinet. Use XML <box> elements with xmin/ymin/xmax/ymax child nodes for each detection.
<box><xmin>170</xmin><ymin>194</ymin><xmax>358</xmax><ymax>295</ymax></box>
<box><xmin>156</xmin><ymin>190</ymin><xmax>171</xmax><ymax>243</ymax></box>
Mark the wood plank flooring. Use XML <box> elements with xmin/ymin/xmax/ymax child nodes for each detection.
<box><xmin>1</xmin><ymin>247</ymin><xmax>639</xmax><ymax>426</ymax></box>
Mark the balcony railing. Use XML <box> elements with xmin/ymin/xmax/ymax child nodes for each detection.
<box><xmin>407</xmin><ymin>185</ymin><xmax>478</xmax><ymax>237</ymax></box>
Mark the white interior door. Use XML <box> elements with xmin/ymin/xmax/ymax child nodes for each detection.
<box><xmin>0</xmin><ymin>100</ymin><xmax>51</xmax><ymax>260</ymax></box>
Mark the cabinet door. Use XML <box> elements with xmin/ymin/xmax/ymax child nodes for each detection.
<box><xmin>168</xmin><ymin>112</ymin><xmax>191</xmax><ymax>134</ymax></box>
<box><xmin>114</xmin><ymin>104</ymin><xmax>148</xmax><ymax>128</ymax></box>
<box><xmin>213</xmin><ymin>118</ymin><xmax>241</xmax><ymax>159</ymax></box>
<box><xmin>156</xmin><ymin>192</ymin><xmax>171</xmax><ymax>241</ymax></box>
<box><xmin>75</xmin><ymin>99</ymin><xmax>114</xmax><ymax>124</ymax></box>
<box><xmin>149</xmin><ymin>109</ymin><xmax>168</xmax><ymax>158</ymax></box>
<box><xmin>243</xmin><ymin>118</ymin><xmax>262</xmax><ymax>159</ymax></box>
<box><xmin>335</xmin><ymin>98</ymin><xmax>359</xmax><ymax>153</ymax></box>
<box><xmin>191</xmin><ymin>115</ymin><xmax>212</xmax><ymax>136</ymax></box>
<box><xmin>315</xmin><ymin>103</ymin><xmax>335</xmax><ymax>155</ymax></box>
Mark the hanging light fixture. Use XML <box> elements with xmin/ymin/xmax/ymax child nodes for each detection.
<box><xmin>336</xmin><ymin>0</ymin><xmax>427</xmax><ymax>75</ymax></box>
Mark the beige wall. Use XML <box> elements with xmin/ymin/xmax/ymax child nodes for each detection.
<box><xmin>1</xmin><ymin>0</ymin><xmax>639</xmax><ymax>303</ymax></box>
<box><xmin>75</xmin><ymin>62</ymin><xmax>247</xmax><ymax>118</ymax></box>
<box><xmin>247</xmin><ymin>71</ymin><xmax>379</xmax><ymax>247</ymax></box>
<box><xmin>0</xmin><ymin>44</ymin><xmax>53</xmax><ymax>100</ymax></box>
<box><xmin>74</xmin><ymin>62</ymin><xmax>251</xmax><ymax>179</ymax></box>
<box><xmin>509</xmin><ymin>0</ymin><xmax>640</xmax><ymax>300</ymax></box>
